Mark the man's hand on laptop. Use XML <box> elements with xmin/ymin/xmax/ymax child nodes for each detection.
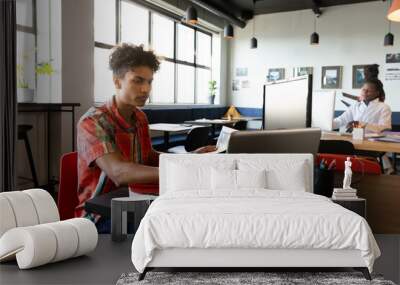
<box><xmin>192</xmin><ymin>145</ymin><xmax>218</xmax><ymax>154</ymax></box>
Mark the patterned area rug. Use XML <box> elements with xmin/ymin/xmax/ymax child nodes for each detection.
<box><xmin>116</xmin><ymin>271</ymin><xmax>396</xmax><ymax>285</ymax></box>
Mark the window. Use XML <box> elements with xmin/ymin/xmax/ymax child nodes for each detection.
<box><xmin>94</xmin><ymin>0</ymin><xmax>116</xmax><ymax>45</ymax></box>
<box><xmin>152</xmin><ymin>13</ymin><xmax>174</xmax><ymax>58</ymax></box>
<box><xmin>94</xmin><ymin>0</ymin><xmax>117</xmax><ymax>102</ymax></box>
<box><xmin>120</xmin><ymin>1</ymin><xmax>149</xmax><ymax>45</ymax></box>
<box><xmin>94</xmin><ymin>48</ymin><xmax>114</xmax><ymax>102</ymax></box>
<box><xmin>151</xmin><ymin>60</ymin><xmax>174</xmax><ymax>103</ymax></box>
<box><xmin>196</xmin><ymin>68</ymin><xmax>211</xmax><ymax>104</ymax></box>
<box><xmin>177</xmin><ymin>24</ymin><xmax>194</xmax><ymax>63</ymax></box>
<box><xmin>196</xmin><ymin>32</ymin><xmax>211</xmax><ymax>67</ymax></box>
<box><xmin>16</xmin><ymin>0</ymin><xmax>36</xmax><ymax>92</ymax></box>
<box><xmin>93</xmin><ymin>0</ymin><xmax>218</xmax><ymax>105</ymax></box>
<box><xmin>177</xmin><ymin>65</ymin><xmax>195</xmax><ymax>103</ymax></box>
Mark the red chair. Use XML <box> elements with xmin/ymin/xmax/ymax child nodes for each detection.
<box><xmin>57</xmin><ymin>152</ymin><xmax>159</xmax><ymax>220</ymax></box>
<box><xmin>129</xmin><ymin>183</ymin><xmax>159</xmax><ymax>195</ymax></box>
<box><xmin>58</xmin><ymin>152</ymin><xmax>79</xmax><ymax>220</ymax></box>
<box><xmin>316</xmin><ymin>153</ymin><xmax>381</xmax><ymax>175</ymax></box>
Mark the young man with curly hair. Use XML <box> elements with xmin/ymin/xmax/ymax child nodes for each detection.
<box><xmin>76</xmin><ymin>44</ymin><xmax>215</xmax><ymax>227</ymax></box>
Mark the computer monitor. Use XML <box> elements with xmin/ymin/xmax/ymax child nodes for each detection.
<box><xmin>227</xmin><ymin>128</ymin><xmax>321</xmax><ymax>157</ymax></box>
<box><xmin>263</xmin><ymin>75</ymin><xmax>312</xmax><ymax>130</ymax></box>
<box><xmin>311</xmin><ymin>91</ymin><xmax>336</xmax><ymax>131</ymax></box>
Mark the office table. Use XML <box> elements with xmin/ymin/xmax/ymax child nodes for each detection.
<box><xmin>321</xmin><ymin>132</ymin><xmax>400</xmax><ymax>153</ymax></box>
<box><xmin>185</xmin><ymin>117</ymin><xmax>262</xmax><ymax>136</ymax></box>
<box><xmin>149</xmin><ymin>123</ymin><xmax>198</xmax><ymax>148</ymax></box>
<box><xmin>184</xmin><ymin>119</ymin><xmax>238</xmax><ymax>137</ymax></box>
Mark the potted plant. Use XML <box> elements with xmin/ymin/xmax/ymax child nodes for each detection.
<box><xmin>35</xmin><ymin>60</ymin><xmax>55</xmax><ymax>76</ymax></box>
<box><xmin>16</xmin><ymin>59</ymin><xmax>55</xmax><ymax>102</ymax></box>
<box><xmin>208</xmin><ymin>80</ymin><xmax>217</xmax><ymax>104</ymax></box>
<box><xmin>16</xmin><ymin>63</ymin><xmax>35</xmax><ymax>102</ymax></box>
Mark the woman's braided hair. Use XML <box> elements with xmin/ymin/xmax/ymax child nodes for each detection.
<box><xmin>363</xmin><ymin>64</ymin><xmax>385</xmax><ymax>102</ymax></box>
<box><xmin>364</xmin><ymin>78</ymin><xmax>385</xmax><ymax>102</ymax></box>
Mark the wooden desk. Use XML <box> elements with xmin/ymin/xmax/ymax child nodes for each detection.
<box><xmin>358</xmin><ymin>175</ymin><xmax>400</xmax><ymax>234</ymax></box>
<box><xmin>18</xmin><ymin>103</ymin><xmax>80</xmax><ymax>151</ymax></box>
<box><xmin>321</xmin><ymin>132</ymin><xmax>400</xmax><ymax>153</ymax></box>
<box><xmin>18</xmin><ymin>103</ymin><xmax>81</xmax><ymax>193</ymax></box>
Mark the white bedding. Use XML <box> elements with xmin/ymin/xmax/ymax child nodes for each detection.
<box><xmin>131</xmin><ymin>190</ymin><xmax>380</xmax><ymax>273</ymax></box>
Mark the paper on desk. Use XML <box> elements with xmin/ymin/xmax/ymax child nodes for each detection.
<box><xmin>214</xmin><ymin>126</ymin><xmax>238</xmax><ymax>152</ymax></box>
<box><xmin>369</xmin><ymin>135</ymin><xmax>400</xmax><ymax>143</ymax></box>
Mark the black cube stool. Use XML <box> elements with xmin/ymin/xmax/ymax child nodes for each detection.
<box><xmin>18</xmin><ymin>125</ymin><xmax>39</xmax><ymax>187</ymax></box>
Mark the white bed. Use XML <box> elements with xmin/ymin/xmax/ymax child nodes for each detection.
<box><xmin>131</xmin><ymin>154</ymin><xmax>380</xmax><ymax>280</ymax></box>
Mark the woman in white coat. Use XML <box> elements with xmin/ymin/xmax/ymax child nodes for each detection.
<box><xmin>333</xmin><ymin>78</ymin><xmax>391</xmax><ymax>133</ymax></box>
<box><xmin>333</xmin><ymin>78</ymin><xmax>393</xmax><ymax>174</ymax></box>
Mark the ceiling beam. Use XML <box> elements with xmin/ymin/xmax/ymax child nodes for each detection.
<box><xmin>189</xmin><ymin>0</ymin><xmax>247</xmax><ymax>28</ymax></box>
<box><xmin>311</xmin><ymin>0</ymin><xmax>322</xmax><ymax>16</ymax></box>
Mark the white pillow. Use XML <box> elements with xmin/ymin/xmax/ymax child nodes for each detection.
<box><xmin>265</xmin><ymin>166</ymin><xmax>307</xmax><ymax>191</ymax></box>
<box><xmin>237</xmin><ymin>159</ymin><xmax>308</xmax><ymax>191</ymax></box>
<box><xmin>237</xmin><ymin>169</ymin><xmax>267</xmax><ymax>189</ymax></box>
<box><xmin>211</xmin><ymin>169</ymin><xmax>236</xmax><ymax>190</ymax></box>
<box><xmin>166</xmin><ymin>160</ymin><xmax>236</xmax><ymax>192</ymax></box>
<box><xmin>211</xmin><ymin>169</ymin><xmax>267</xmax><ymax>190</ymax></box>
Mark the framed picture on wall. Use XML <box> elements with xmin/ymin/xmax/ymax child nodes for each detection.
<box><xmin>293</xmin><ymin>67</ymin><xmax>313</xmax><ymax>77</ymax></box>
<box><xmin>352</xmin><ymin>65</ymin><xmax>367</xmax><ymax>89</ymax></box>
<box><xmin>386</xmin><ymin>53</ymin><xmax>400</xmax><ymax>63</ymax></box>
<box><xmin>321</xmin><ymin>66</ymin><xmax>342</xmax><ymax>89</ymax></box>
<box><xmin>267</xmin><ymin>68</ymin><xmax>285</xmax><ymax>82</ymax></box>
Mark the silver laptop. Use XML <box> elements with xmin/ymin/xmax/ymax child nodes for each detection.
<box><xmin>227</xmin><ymin>128</ymin><xmax>321</xmax><ymax>157</ymax></box>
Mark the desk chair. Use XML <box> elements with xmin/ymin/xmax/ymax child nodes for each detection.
<box><xmin>318</xmin><ymin>140</ymin><xmax>355</xmax><ymax>155</ymax></box>
<box><xmin>18</xmin><ymin>125</ymin><xmax>39</xmax><ymax>187</ymax></box>
<box><xmin>168</xmin><ymin>126</ymin><xmax>211</xmax><ymax>154</ymax></box>
<box><xmin>58</xmin><ymin>152</ymin><xmax>79</xmax><ymax>220</ymax></box>
<box><xmin>232</xmin><ymin>120</ymin><xmax>247</xmax><ymax>130</ymax></box>
<box><xmin>58</xmin><ymin>152</ymin><xmax>159</xmax><ymax>220</ymax></box>
<box><xmin>227</xmin><ymin>128</ymin><xmax>321</xmax><ymax>157</ymax></box>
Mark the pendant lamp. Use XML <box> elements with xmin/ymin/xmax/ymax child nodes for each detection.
<box><xmin>385</xmin><ymin>1</ymin><xmax>395</xmax><ymax>46</ymax></box>
<box><xmin>185</xmin><ymin>6</ymin><xmax>198</xmax><ymax>25</ymax></box>
<box><xmin>388</xmin><ymin>0</ymin><xmax>400</xmax><ymax>22</ymax></box>
<box><xmin>250</xmin><ymin>0</ymin><xmax>257</xmax><ymax>48</ymax></box>
<box><xmin>310</xmin><ymin>16</ymin><xmax>319</xmax><ymax>45</ymax></box>
<box><xmin>224</xmin><ymin>24</ymin><xmax>234</xmax><ymax>39</ymax></box>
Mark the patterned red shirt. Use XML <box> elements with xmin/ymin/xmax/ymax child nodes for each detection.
<box><xmin>75</xmin><ymin>96</ymin><xmax>158</xmax><ymax>219</ymax></box>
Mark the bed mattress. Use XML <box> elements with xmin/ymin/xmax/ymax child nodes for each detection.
<box><xmin>131</xmin><ymin>190</ymin><xmax>380</xmax><ymax>273</ymax></box>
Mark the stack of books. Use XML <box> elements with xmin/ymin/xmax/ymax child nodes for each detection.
<box><xmin>332</xmin><ymin>188</ymin><xmax>358</xmax><ymax>200</ymax></box>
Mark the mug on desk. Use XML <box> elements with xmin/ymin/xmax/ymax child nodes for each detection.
<box><xmin>352</xmin><ymin>127</ymin><xmax>364</xmax><ymax>140</ymax></box>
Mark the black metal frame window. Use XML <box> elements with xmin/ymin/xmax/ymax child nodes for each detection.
<box><xmin>16</xmin><ymin>0</ymin><xmax>37</xmax><ymax>91</ymax></box>
<box><xmin>94</xmin><ymin>0</ymin><xmax>215</xmax><ymax>105</ymax></box>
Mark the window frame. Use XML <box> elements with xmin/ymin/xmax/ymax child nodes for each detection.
<box><xmin>94</xmin><ymin>0</ymin><xmax>215</xmax><ymax>105</ymax></box>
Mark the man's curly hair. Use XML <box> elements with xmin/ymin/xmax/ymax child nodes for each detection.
<box><xmin>109</xmin><ymin>43</ymin><xmax>160</xmax><ymax>78</ymax></box>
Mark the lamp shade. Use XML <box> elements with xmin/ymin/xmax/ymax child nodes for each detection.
<box><xmin>250</xmin><ymin>37</ymin><xmax>258</xmax><ymax>49</ymax></box>
<box><xmin>388</xmin><ymin>0</ymin><xmax>400</xmax><ymax>22</ymax></box>
<box><xmin>186</xmin><ymin>6</ymin><xmax>198</xmax><ymax>24</ymax></box>
<box><xmin>224</xmin><ymin>24</ymin><xmax>234</xmax><ymax>39</ymax></box>
<box><xmin>310</xmin><ymin>32</ymin><xmax>319</xmax><ymax>45</ymax></box>
<box><xmin>384</xmin><ymin>32</ymin><xmax>394</xmax><ymax>46</ymax></box>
